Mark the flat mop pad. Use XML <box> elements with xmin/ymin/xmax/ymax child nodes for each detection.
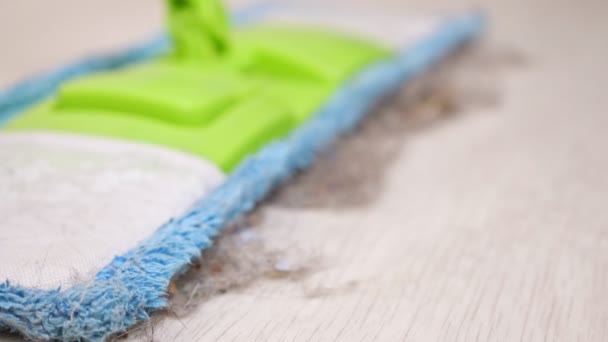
<box><xmin>0</xmin><ymin>1</ymin><xmax>483</xmax><ymax>340</ymax></box>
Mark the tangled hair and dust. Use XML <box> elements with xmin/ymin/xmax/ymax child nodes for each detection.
<box><xmin>269</xmin><ymin>42</ymin><xmax>526</xmax><ymax>208</ymax></box>
<box><xmin>167</xmin><ymin>213</ymin><xmax>318</xmax><ymax>317</ymax></box>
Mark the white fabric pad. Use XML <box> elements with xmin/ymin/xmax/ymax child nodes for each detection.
<box><xmin>0</xmin><ymin>132</ymin><xmax>225</xmax><ymax>289</ymax></box>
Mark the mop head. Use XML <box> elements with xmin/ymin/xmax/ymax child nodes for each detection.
<box><xmin>0</xmin><ymin>1</ymin><xmax>483</xmax><ymax>340</ymax></box>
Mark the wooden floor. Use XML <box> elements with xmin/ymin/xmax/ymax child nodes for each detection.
<box><xmin>1</xmin><ymin>0</ymin><xmax>607</xmax><ymax>341</ymax></box>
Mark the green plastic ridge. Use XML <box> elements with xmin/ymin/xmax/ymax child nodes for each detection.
<box><xmin>7</xmin><ymin>0</ymin><xmax>392</xmax><ymax>171</ymax></box>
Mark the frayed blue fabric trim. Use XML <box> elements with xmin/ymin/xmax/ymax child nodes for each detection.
<box><xmin>0</xmin><ymin>13</ymin><xmax>484</xmax><ymax>342</ymax></box>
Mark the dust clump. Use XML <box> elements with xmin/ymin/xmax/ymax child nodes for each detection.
<box><xmin>167</xmin><ymin>214</ymin><xmax>318</xmax><ymax>316</ymax></box>
<box><xmin>269</xmin><ymin>43</ymin><xmax>524</xmax><ymax>208</ymax></box>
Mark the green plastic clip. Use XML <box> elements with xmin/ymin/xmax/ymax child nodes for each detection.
<box><xmin>8</xmin><ymin>0</ymin><xmax>392</xmax><ymax>171</ymax></box>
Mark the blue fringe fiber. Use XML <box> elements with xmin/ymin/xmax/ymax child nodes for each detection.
<box><xmin>0</xmin><ymin>12</ymin><xmax>484</xmax><ymax>341</ymax></box>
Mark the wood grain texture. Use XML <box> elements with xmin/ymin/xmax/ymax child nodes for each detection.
<box><xmin>1</xmin><ymin>0</ymin><xmax>608</xmax><ymax>341</ymax></box>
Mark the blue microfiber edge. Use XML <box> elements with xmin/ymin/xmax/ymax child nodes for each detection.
<box><xmin>0</xmin><ymin>12</ymin><xmax>484</xmax><ymax>342</ymax></box>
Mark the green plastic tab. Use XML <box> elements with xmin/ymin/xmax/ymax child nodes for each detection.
<box><xmin>55</xmin><ymin>63</ymin><xmax>255</xmax><ymax>126</ymax></box>
<box><xmin>7</xmin><ymin>0</ymin><xmax>392</xmax><ymax>171</ymax></box>
<box><xmin>235</xmin><ymin>25</ymin><xmax>389</xmax><ymax>83</ymax></box>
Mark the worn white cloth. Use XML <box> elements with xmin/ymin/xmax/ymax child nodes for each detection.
<box><xmin>0</xmin><ymin>132</ymin><xmax>225</xmax><ymax>289</ymax></box>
